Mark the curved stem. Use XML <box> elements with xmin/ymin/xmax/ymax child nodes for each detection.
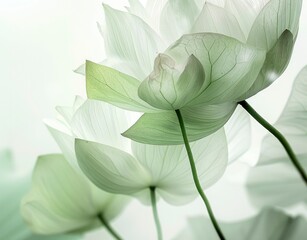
<box><xmin>150</xmin><ymin>187</ymin><xmax>163</xmax><ymax>240</ymax></box>
<box><xmin>98</xmin><ymin>213</ymin><xmax>123</xmax><ymax>240</ymax></box>
<box><xmin>175</xmin><ymin>110</ymin><xmax>226</xmax><ymax>240</ymax></box>
<box><xmin>239</xmin><ymin>100</ymin><xmax>307</xmax><ymax>185</ymax></box>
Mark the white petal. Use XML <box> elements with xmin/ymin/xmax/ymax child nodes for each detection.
<box><xmin>132</xmin><ymin>128</ymin><xmax>228</xmax><ymax>204</ymax></box>
<box><xmin>71</xmin><ymin>99</ymin><xmax>132</xmax><ymax>152</ymax></box>
<box><xmin>191</xmin><ymin>3</ymin><xmax>245</xmax><ymax>42</ymax></box>
<box><xmin>160</xmin><ymin>0</ymin><xmax>200</xmax><ymax>43</ymax></box>
<box><xmin>102</xmin><ymin>4</ymin><xmax>165</xmax><ymax>80</ymax></box>
<box><xmin>75</xmin><ymin>139</ymin><xmax>151</xmax><ymax>195</ymax></box>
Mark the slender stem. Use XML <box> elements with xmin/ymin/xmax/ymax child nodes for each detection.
<box><xmin>239</xmin><ymin>100</ymin><xmax>307</xmax><ymax>185</ymax></box>
<box><xmin>175</xmin><ymin>109</ymin><xmax>226</xmax><ymax>240</ymax></box>
<box><xmin>150</xmin><ymin>186</ymin><xmax>163</xmax><ymax>240</ymax></box>
<box><xmin>98</xmin><ymin>213</ymin><xmax>123</xmax><ymax>240</ymax></box>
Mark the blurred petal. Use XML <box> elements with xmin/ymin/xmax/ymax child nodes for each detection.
<box><xmin>102</xmin><ymin>4</ymin><xmax>165</xmax><ymax>79</ymax></box>
<box><xmin>160</xmin><ymin>0</ymin><xmax>200</xmax><ymax>43</ymax></box>
<box><xmin>132</xmin><ymin>128</ymin><xmax>228</xmax><ymax>204</ymax></box>
<box><xmin>123</xmin><ymin>102</ymin><xmax>236</xmax><ymax>145</ymax></box>
<box><xmin>191</xmin><ymin>3</ymin><xmax>245</xmax><ymax>42</ymax></box>
<box><xmin>21</xmin><ymin>154</ymin><xmax>97</xmax><ymax>234</ymax></box>
<box><xmin>246</xmin><ymin>66</ymin><xmax>307</xmax><ymax>207</ymax></box>
<box><xmin>75</xmin><ymin>139</ymin><xmax>151</xmax><ymax>195</ymax></box>
<box><xmin>174</xmin><ymin>208</ymin><xmax>307</xmax><ymax>240</ymax></box>
<box><xmin>247</xmin><ymin>0</ymin><xmax>302</xmax><ymax>50</ymax></box>
<box><xmin>224</xmin><ymin>105</ymin><xmax>251</xmax><ymax>163</ymax></box>
<box><xmin>86</xmin><ymin>61</ymin><xmax>158</xmax><ymax>112</ymax></box>
<box><xmin>0</xmin><ymin>152</ymin><xmax>82</xmax><ymax>240</ymax></box>
<box><xmin>166</xmin><ymin>33</ymin><xmax>266</xmax><ymax>105</ymax></box>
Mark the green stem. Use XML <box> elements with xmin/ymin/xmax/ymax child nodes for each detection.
<box><xmin>175</xmin><ymin>110</ymin><xmax>226</xmax><ymax>240</ymax></box>
<box><xmin>98</xmin><ymin>213</ymin><xmax>123</xmax><ymax>240</ymax></box>
<box><xmin>150</xmin><ymin>186</ymin><xmax>163</xmax><ymax>240</ymax></box>
<box><xmin>239</xmin><ymin>100</ymin><xmax>307</xmax><ymax>185</ymax></box>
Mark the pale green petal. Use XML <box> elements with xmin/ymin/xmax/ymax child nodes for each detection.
<box><xmin>75</xmin><ymin>139</ymin><xmax>151</xmax><ymax>195</ymax></box>
<box><xmin>0</xmin><ymin>151</ymin><xmax>32</xmax><ymax>240</ymax></box>
<box><xmin>145</xmin><ymin>0</ymin><xmax>168</xmax><ymax>31</ymax></box>
<box><xmin>160</xmin><ymin>0</ymin><xmax>200</xmax><ymax>43</ymax></box>
<box><xmin>55</xmin><ymin>96</ymin><xmax>85</xmax><ymax>126</ymax></box>
<box><xmin>166</xmin><ymin>33</ymin><xmax>266</xmax><ymax>105</ymax></box>
<box><xmin>246</xmin><ymin>66</ymin><xmax>307</xmax><ymax>207</ymax></box>
<box><xmin>247</xmin><ymin>0</ymin><xmax>302</xmax><ymax>50</ymax></box>
<box><xmin>45</xmin><ymin>121</ymin><xmax>78</xmax><ymax>170</ymax></box>
<box><xmin>102</xmin><ymin>4</ymin><xmax>164</xmax><ymax>80</ymax></box>
<box><xmin>138</xmin><ymin>54</ymin><xmax>205</xmax><ymax>110</ymax></box>
<box><xmin>71</xmin><ymin>100</ymin><xmax>131</xmax><ymax>151</ymax></box>
<box><xmin>174</xmin><ymin>208</ymin><xmax>307</xmax><ymax>240</ymax></box>
<box><xmin>123</xmin><ymin>102</ymin><xmax>236</xmax><ymax>145</ymax></box>
<box><xmin>0</xmin><ymin>152</ymin><xmax>82</xmax><ymax>240</ymax></box>
<box><xmin>86</xmin><ymin>61</ymin><xmax>158</xmax><ymax>112</ymax></box>
<box><xmin>191</xmin><ymin>3</ymin><xmax>245</xmax><ymax>42</ymax></box>
<box><xmin>241</xmin><ymin>30</ymin><xmax>294</xmax><ymax>99</ymax></box>
<box><xmin>21</xmin><ymin>154</ymin><xmax>97</xmax><ymax>234</ymax></box>
<box><xmin>132</xmin><ymin>128</ymin><xmax>228</xmax><ymax>204</ymax></box>
<box><xmin>224</xmin><ymin>106</ymin><xmax>251</xmax><ymax>163</ymax></box>
<box><xmin>224</xmin><ymin>0</ymin><xmax>269</xmax><ymax>39</ymax></box>
<box><xmin>127</xmin><ymin>0</ymin><xmax>147</xmax><ymax>20</ymax></box>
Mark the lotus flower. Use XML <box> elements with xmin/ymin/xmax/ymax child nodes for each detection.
<box><xmin>44</xmin><ymin>97</ymin><xmax>249</xmax><ymax>204</ymax></box>
<box><xmin>0</xmin><ymin>149</ymin><xmax>81</xmax><ymax>240</ymax></box>
<box><xmin>21</xmin><ymin>154</ymin><xmax>129</xmax><ymax>236</ymax></box>
<box><xmin>85</xmin><ymin>0</ymin><xmax>302</xmax><ymax>145</ymax></box>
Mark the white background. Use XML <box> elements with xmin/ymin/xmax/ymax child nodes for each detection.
<box><xmin>0</xmin><ymin>0</ymin><xmax>307</xmax><ymax>239</ymax></box>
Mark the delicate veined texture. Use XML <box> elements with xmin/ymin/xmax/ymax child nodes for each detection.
<box><xmin>82</xmin><ymin>1</ymin><xmax>302</xmax><ymax>143</ymax></box>
<box><xmin>191</xmin><ymin>3</ymin><xmax>246</xmax><ymax>42</ymax></box>
<box><xmin>45</xmin><ymin>96</ymin><xmax>133</xmax><ymax>170</ymax></box>
<box><xmin>165</xmin><ymin>33</ymin><xmax>266</xmax><ymax>105</ymax></box>
<box><xmin>75</xmin><ymin>127</ymin><xmax>228</xmax><ymax>205</ymax></box>
<box><xmin>173</xmin><ymin>208</ymin><xmax>307</xmax><ymax>240</ymax></box>
<box><xmin>138</xmin><ymin>54</ymin><xmax>205</xmax><ymax>110</ymax></box>
<box><xmin>21</xmin><ymin>154</ymin><xmax>128</xmax><ymax>235</ymax></box>
<box><xmin>46</xmin><ymin>97</ymin><xmax>250</xmax><ymax>204</ymax></box>
<box><xmin>0</xmin><ymin>150</ymin><xmax>82</xmax><ymax>240</ymax></box>
<box><xmin>246</xmin><ymin>66</ymin><xmax>307</xmax><ymax>207</ymax></box>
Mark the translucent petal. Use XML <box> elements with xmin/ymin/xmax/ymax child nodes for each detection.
<box><xmin>102</xmin><ymin>4</ymin><xmax>165</xmax><ymax>80</ymax></box>
<box><xmin>75</xmin><ymin>139</ymin><xmax>151</xmax><ymax>195</ymax></box>
<box><xmin>247</xmin><ymin>0</ymin><xmax>302</xmax><ymax>51</ymax></box>
<box><xmin>138</xmin><ymin>54</ymin><xmax>205</xmax><ymax>110</ymax></box>
<box><xmin>166</xmin><ymin>33</ymin><xmax>266</xmax><ymax>105</ymax></box>
<box><xmin>0</xmin><ymin>151</ymin><xmax>83</xmax><ymax>240</ymax></box>
<box><xmin>123</xmin><ymin>102</ymin><xmax>236</xmax><ymax>145</ymax></box>
<box><xmin>241</xmin><ymin>30</ymin><xmax>294</xmax><ymax>99</ymax></box>
<box><xmin>86</xmin><ymin>61</ymin><xmax>158</xmax><ymax>112</ymax></box>
<box><xmin>21</xmin><ymin>154</ymin><xmax>97</xmax><ymax>234</ymax></box>
<box><xmin>160</xmin><ymin>0</ymin><xmax>200</xmax><ymax>43</ymax></box>
<box><xmin>191</xmin><ymin>3</ymin><xmax>245</xmax><ymax>42</ymax></box>
<box><xmin>132</xmin><ymin>128</ymin><xmax>228</xmax><ymax>204</ymax></box>
<box><xmin>71</xmin><ymin>100</ymin><xmax>131</xmax><ymax>152</ymax></box>
<box><xmin>224</xmin><ymin>0</ymin><xmax>270</xmax><ymax>39</ymax></box>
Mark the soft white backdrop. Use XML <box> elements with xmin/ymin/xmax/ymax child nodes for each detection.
<box><xmin>0</xmin><ymin>1</ymin><xmax>306</xmax><ymax>239</ymax></box>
